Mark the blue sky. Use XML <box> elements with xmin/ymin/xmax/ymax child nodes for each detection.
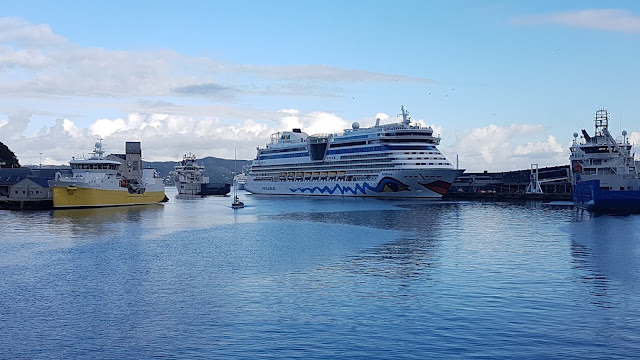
<box><xmin>1</xmin><ymin>1</ymin><xmax>640</xmax><ymax>172</ymax></box>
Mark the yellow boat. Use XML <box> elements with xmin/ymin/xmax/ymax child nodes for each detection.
<box><xmin>50</xmin><ymin>140</ymin><xmax>166</xmax><ymax>208</ymax></box>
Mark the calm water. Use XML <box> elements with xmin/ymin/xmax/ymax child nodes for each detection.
<box><xmin>1</xmin><ymin>188</ymin><xmax>640</xmax><ymax>359</ymax></box>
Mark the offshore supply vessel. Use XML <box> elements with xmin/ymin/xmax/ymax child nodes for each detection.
<box><xmin>570</xmin><ymin>108</ymin><xmax>640</xmax><ymax>212</ymax></box>
<box><xmin>50</xmin><ymin>141</ymin><xmax>165</xmax><ymax>208</ymax></box>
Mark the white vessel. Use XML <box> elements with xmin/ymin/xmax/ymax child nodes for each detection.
<box><xmin>174</xmin><ymin>154</ymin><xmax>230</xmax><ymax>196</ymax></box>
<box><xmin>50</xmin><ymin>141</ymin><xmax>165</xmax><ymax>208</ymax></box>
<box><xmin>244</xmin><ymin>106</ymin><xmax>464</xmax><ymax>198</ymax></box>
<box><xmin>233</xmin><ymin>173</ymin><xmax>247</xmax><ymax>190</ymax></box>
<box><xmin>175</xmin><ymin>153</ymin><xmax>207</xmax><ymax>195</ymax></box>
<box><xmin>570</xmin><ymin>108</ymin><xmax>640</xmax><ymax>212</ymax></box>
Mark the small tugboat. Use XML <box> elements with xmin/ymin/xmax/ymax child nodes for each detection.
<box><xmin>570</xmin><ymin>108</ymin><xmax>640</xmax><ymax>212</ymax></box>
<box><xmin>174</xmin><ymin>153</ymin><xmax>230</xmax><ymax>196</ymax></box>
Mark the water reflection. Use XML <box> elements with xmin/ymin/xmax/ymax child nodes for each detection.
<box><xmin>570</xmin><ymin>240</ymin><xmax>614</xmax><ymax>308</ymax></box>
<box><xmin>50</xmin><ymin>205</ymin><xmax>164</xmax><ymax>238</ymax></box>
<box><xmin>268</xmin><ymin>201</ymin><xmax>460</xmax><ymax>283</ymax></box>
<box><xmin>568</xmin><ymin>210</ymin><xmax>640</xmax><ymax>307</ymax></box>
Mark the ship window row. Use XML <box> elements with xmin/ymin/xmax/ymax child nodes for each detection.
<box><xmin>338</xmin><ymin>134</ymin><xmax>370</xmax><ymax>141</ymax></box>
<box><xmin>583</xmin><ymin>146</ymin><xmax>611</xmax><ymax>154</ymax></box>
<box><xmin>340</xmin><ymin>152</ymin><xmax>392</xmax><ymax>160</ymax></box>
<box><xmin>251</xmin><ymin>158</ymin><xmax>393</xmax><ymax>170</ymax></box>
<box><xmin>72</xmin><ymin>163</ymin><xmax>119</xmax><ymax>170</ymax></box>
<box><xmin>326</xmin><ymin>145</ymin><xmax>436</xmax><ymax>154</ymax></box>
<box><xmin>257</xmin><ymin>145</ymin><xmax>438</xmax><ymax>160</ymax></box>
<box><xmin>383</xmin><ymin>131</ymin><xmax>433</xmax><ymax>136</ymax></box>
<box><xmin>329</xmin><ymin>140</ymin><xmax>367</xmax><ymax>148</ymax></box>
<box><xmin>580</xmin><ymin>167</ymin><xmax>619</xmax><ymax>175</ymax></box>
<box><xmin>382</xmin><ymin>138</ymin><xmax>438</xmax><ymax>144</ymax></box>
<box><xmin>259</xmin><ymin>147</ymin><xmax>307</xmax><ymax>155</ymax></box>
<box><xmin>251</xmin><ymin>155</ymin><xmax>451</xmax><ymax>173</ymax></box>
<box><xmin>326</xmin><ymin>145</ymin><xmax>386</xmax><ymax>155</ymax></box>
<box><xmin>252</xmin><ymin>164</ymin><xmax>396</xmax><ymax>175</ymax></box>
<box><xmin>406</xmin><ymin>157</ymin><xmax>447</xmax><ymax>161</ymax></box>
<box><xmin>258</xmin><ymin>152</ymin><xmax>310</xmax><ymax>160</ymax></box>
<box><xmin>388</xmin><ymin>145</ymin><xmax>437</xmax><ymax>151</ymax></box>
<box><xmin>251</xmin><ymin>163</ymin><xmax>396</xmax><ymax>175</ymax></box>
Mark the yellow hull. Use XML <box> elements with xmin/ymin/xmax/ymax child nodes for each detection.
<box><xmin>52</xmin><ymin>186</ymin><xmax>166</xmax><ymax>208</ymax></box>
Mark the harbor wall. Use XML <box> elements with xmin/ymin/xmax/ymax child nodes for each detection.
<box><xmin>445</xmin><ymin>165</ymin><xmax>571</xmax><ymax>201</ymax></box>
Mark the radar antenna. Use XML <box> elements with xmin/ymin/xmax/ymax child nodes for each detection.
<box><xmin>398</xmin><ymin>105</ymin><xmax>411</xmax><ymax>125</ymax></box>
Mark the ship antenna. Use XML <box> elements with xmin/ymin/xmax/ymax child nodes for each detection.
<box><xmin>398</xmin><ymin>105</ymin><xmax>410</xmax><ymax>125</ymax></box>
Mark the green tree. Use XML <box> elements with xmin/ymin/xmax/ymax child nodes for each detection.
<box><xmin>0</xmin><ymin>141</ymin><xmax>20</xmax><ymax>168</ymax></box>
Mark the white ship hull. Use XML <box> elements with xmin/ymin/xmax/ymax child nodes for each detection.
<box><xmin>245</xmin><ymin>168</ymin><xmax>463</xmax><ymax>198</ymax></box>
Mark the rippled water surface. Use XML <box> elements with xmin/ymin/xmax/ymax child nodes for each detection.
<box><xmin>1</xmin><ymin>188</ymin><xmax>640</xmax><ymax>359</ymax></box>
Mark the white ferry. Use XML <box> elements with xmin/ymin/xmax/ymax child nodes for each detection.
<box><xmin>244</xmin><ymin>106</ymin><xmax>464</xmax><ymax>198</ymax></box>
<box><xmin>50</xmin><ymin>141</ymin><xmax>166</xmax><ymax>208</ymax></box>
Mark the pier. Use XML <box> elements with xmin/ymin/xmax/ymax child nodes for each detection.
<box><xmin>444</xmin><ymin>165</ymin><xmax>571</xmax><ymax>201</ymax></box>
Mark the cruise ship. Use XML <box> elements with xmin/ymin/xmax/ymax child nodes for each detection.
<box><xmin>50</xmin><ymin>141</ymin><xmax>166</xmax><ymax>208</ymax></box>
<box><xmin>244</xmin><ymin>106</ymin><xmax>464</xmax><ymax>198</ymax></box>
<box><xmin>570</xmin><ymin>108</ymin><xmax>640</xmax><ymax>212</ymax></box>
<box><xmin>174</xmin><ymin>153</ymin><xmax>230</xmax><ymax>196</ymax></box>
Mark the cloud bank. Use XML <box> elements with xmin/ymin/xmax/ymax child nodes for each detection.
<box><xmin>442</xmin><ymin>123</ymin><xmax>569</xmax><ymax>173</ymax></box>
<box><xmin>512</xmin><ymin>9</ymin><xmax>640</xmax><ymax>34</ymax></box>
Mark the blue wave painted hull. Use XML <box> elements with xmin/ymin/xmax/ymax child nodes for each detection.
<box><xmin>573</xmin><ymin>179</ymin><xmax>640</xmax><ymax>213</ymax></box>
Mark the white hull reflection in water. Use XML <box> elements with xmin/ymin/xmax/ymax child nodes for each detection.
<box><xmin>1</xmin><ymin>191</ymin><xmax>639</xmax><ymax>359</ymax></box>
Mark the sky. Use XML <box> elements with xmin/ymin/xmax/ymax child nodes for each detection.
<box><xmin>1</xmin><ymin>0</ymin><xmax>640</xmax><ymax>172</ymax></box>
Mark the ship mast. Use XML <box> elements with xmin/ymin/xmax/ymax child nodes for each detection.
<box><xmin>594</xmin><ymin>108</ymin><xmax>609</xmax><ymax>137</ymax></box>
<box><xmin>399</xmin><ymin>105</ymin><xmax>411</xmax><ymax>125</ymax></box>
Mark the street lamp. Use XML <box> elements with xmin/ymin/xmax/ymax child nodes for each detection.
<box><xmin>39</xmin><ymin>152</ymin><xmax>43</xmax><ymax>168</ymax></box>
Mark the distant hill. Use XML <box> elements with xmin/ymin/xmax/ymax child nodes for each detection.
<box><xmin>143</xmin><ymin>156</ymin><xmax>251</xmax><ymax>184</ymax></box>
<box><xmin>0</xmin><ymin>141</ymin><xmax>20</xmax><ymax>168</ymax></box>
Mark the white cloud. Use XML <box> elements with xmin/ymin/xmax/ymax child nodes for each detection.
<box><xmin>0</xmin><ymin>17</ymin><xmax>66</xmax><ymax>47</ymax></box>
<box><xmin>275</xmin><ymin>109</ymin><xmax>349</xmax><ymax>136</ymax></box>
<box><xmin>0</xmin><ymin>17</ymin><xmax>429</xmax><ymax>101</ymax></box>
<box><xmin>512</xmin><ymin>9</ymin><xmax>640</xmax><ymax>34</ymax></box>
<box><xmin>444</xmin><ymin>124</ymin><xmax>569</xmax><ymax>172</ymax></box>
<box><xmin>2</xmin><ymin>109</ymin><xmax>352</xmax><ymax>165</ymax></box>
<box><xmin>90</xmin><ymin>118</ymin><xmax>127</xmax><ymax>138</ymax></box>
<box><xmin>629</xmin><ymin>132</ymin><xmax>640</xmax><ymax>157</ymax></box>
<box><xmin>0</xmin><ymin>46</ymin><xmax>51</xmax><ymax>69</ymax></box>
<box><xmin>61</xmin><ymin>118</ymin><xmax>83</xmax><ymax>137</ymax></box>
<box><xmin>0</xmin><ymin>112</ymin><xmax>31</xmax><ymax>138</ymax></box>
<box><xmin>513</xmin><ymin>135</ymin><xmax>565</xmax><ymax>156</ymax></box>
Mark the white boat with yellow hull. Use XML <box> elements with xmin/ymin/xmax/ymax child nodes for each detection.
<box><xmin>50</xmin><ymin>141</ymin><xmax>166</xmax><ymax>208</ymax></box>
